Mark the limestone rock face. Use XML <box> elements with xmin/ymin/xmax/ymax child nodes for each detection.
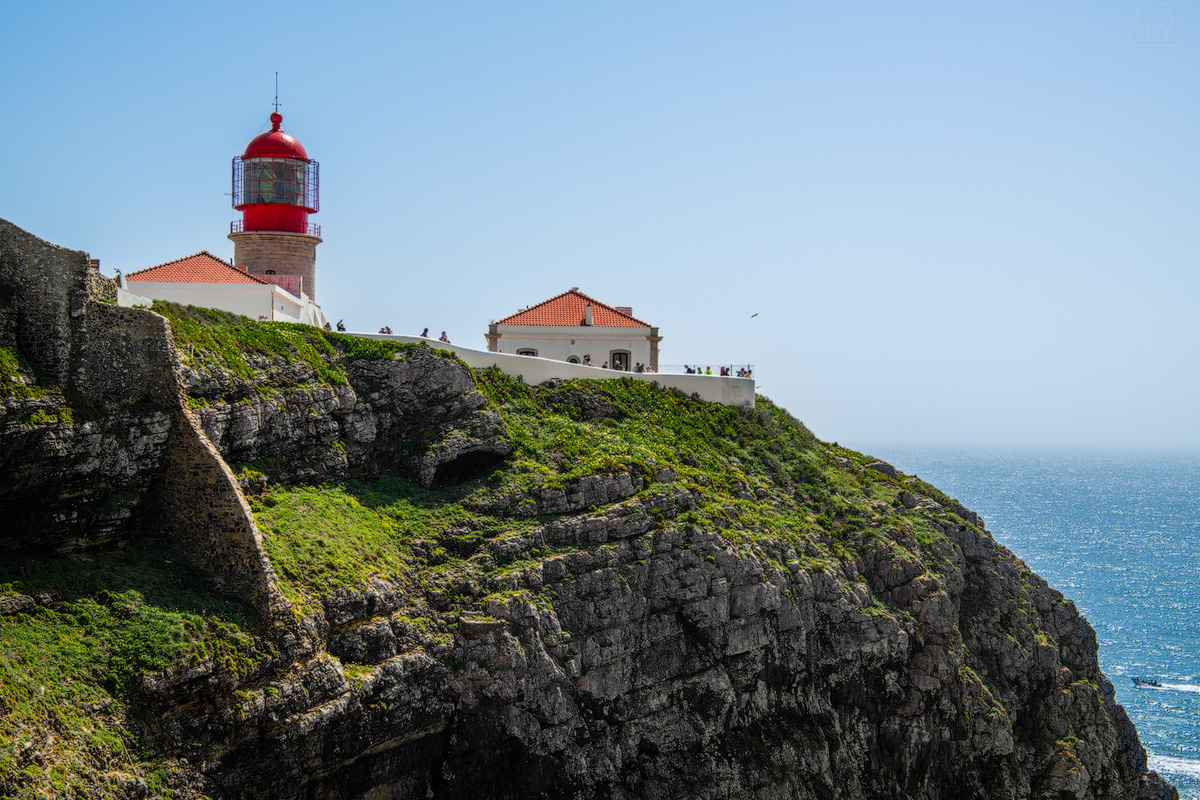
<box><xmin>343</xmin><ymin>348</ymin><xmax>511</xmax><ymax>486</ymax></box>
<box><xmin>0</xmin><ymin>400</ymin><xmax>171</xmax><ymax>552</ymax></box>
<box><xmin>142</xmin><ymin>488</ymin><xmax>1177</xmax><ymax>800</ymax></box>
<box><xmin>183</xmin><ymin>354</ymin><xmax>355</xmax><ymax>482</ymax></box>
<box><xmin>184</xmin><ymin>345</ymin><xmax>511</xmax><ymax>487</ymax></box>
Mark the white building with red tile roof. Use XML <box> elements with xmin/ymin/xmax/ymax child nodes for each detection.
<box><xmin>124</xmin><ymin>251</ymin><xmax>327</xmax><ymax>327</ymax></box>
<box><xmin>485</xmin><ymin>288</ymin><xmax>661</xmax><ymax>371</ymax></box>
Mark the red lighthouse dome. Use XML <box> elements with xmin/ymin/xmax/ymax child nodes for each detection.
<box><xmin>232</xmin><ymin>111</ymin><xmax>319</xmax><ymax>235</ymax></box>
<box><xmin>243</xmin><ymin>111</ymin><xmax>309</xmax><ymax>159</ymax></box>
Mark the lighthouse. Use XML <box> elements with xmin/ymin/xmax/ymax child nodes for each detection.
<box><xmin>228</xmin><ymin>111</ymin><xmax>322</xmax><ymax>301</ymax></box>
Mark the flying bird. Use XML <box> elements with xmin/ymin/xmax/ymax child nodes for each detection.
<box><xmin>751</xmin><ymin>313</ymin><xmax>758</xmax><ymax>318</ymax></box>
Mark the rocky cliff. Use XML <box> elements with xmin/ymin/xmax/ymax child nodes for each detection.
<box><xmin>0</xmin><ymin>218</ymin><xmax>1178</xmax><ymax>800</ymax></box>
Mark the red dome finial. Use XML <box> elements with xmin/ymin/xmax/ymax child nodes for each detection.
<box><xmin>270</xmin><ymin>111</ymin><xmax>282</xmax><ymax>130</ymax></box>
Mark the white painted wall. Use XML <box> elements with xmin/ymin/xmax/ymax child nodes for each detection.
<box><xmin>116</xmin><ymin>286</ymin><xmax>153</xmax><ymax>308</ymax></box>
<box><xmin>490</xmin><ymin>324</ymin><xmax>652</xmax><ymax>368</ymax></box>
<box><xmin>357</xmin><ymin>333</ymin><xmax>755</xmax><ymax>408</ymax></box>
<box><xmin>124</xmin><ymin>282</ymin><xmax>327</xmax><ymax>327</ymax></box>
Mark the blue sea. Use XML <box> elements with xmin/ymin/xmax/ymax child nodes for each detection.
<box><xmin>863</xmin><ymin>445</ymin><xmax>1200</xmax><ymax>798</ymax></box>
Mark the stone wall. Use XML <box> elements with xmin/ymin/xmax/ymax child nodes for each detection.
<box><xmin>0</xmin><ymin>218</ymin><xmax>95</xmax><ymax>388</ymax></box>
<box><xmin>0</xmin><ymin>216</ymin><xmax>295</xmax><ymax>635</ymax></box>
<box><xmin>156</xmin><ymin>393</ymin><xmax>298</xmax><ymax>642</ymax></box>
<box><xmin>85</xmin><ymin>264</ymin><xmax>117</xmax><ymax>303</ymax></box>
<box><xmin>79</xmin><ymin>301</ymin><xmax>296</xmax><ymax>633</ymax></box>
<box><xmin>0</xmin><ymin>221</ymin><xmax>172</xmax><ymax>552</ymax></box>
<box><xmin>72</xmin><ymin>302</ymin><xmax>178</xmax><ymax>406</ymax></box>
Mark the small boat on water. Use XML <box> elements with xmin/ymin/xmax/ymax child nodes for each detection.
<box><xmin>1131</xmin><ymin>677</ymin><xmax>1163</xmax><ymax>688</ymax></box>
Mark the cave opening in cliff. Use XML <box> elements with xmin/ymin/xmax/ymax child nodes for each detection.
<box><xmin>432</xmin><ymin>450</ymin><xmax>508</xmax><ymax>487</ymax></box>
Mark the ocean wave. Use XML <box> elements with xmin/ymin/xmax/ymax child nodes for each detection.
<box><xmin>1148</xmin><ymin>753</ymin><xmax>1200</xmax><ymax>779</ymax></box>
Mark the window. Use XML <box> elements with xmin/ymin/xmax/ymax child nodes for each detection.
<box><xmin>265</xmin><ymin>269</ymin><xmax>277</xmax><ymax>275</ymax></box>
<box><xmin>516</xmin><ymin>348</ymin><xmax>538</xmax><ymax>357</ymax></box>
<box><xmin>609</xmin><ymin>350</ymin><xmax>630</xmax><ymax>371</ymax></box>
<box><xmin>567</xmin><ymin>356</ymin><xmax>580</xmax><ymax>364</ymax></box>
<box><xmin>233</xmin><ymin>156</ymin><xmax>319</xmax><ymax>210</ymax></box>
<box><xmin>240</xmin><ymin>157</ymin><xmax>308</xmax><ymax>206</ymax></box>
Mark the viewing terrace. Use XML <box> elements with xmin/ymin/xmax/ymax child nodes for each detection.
<box><xmin>353</xmin><ymin>333</ymin><xmax>756</xmax><ymax>408</ymax></box>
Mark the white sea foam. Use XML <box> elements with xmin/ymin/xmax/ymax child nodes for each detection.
<box><xmin>1148</xmin><ymin>753</ymin><xmax>1200</xmax><ymax>780</ymax></box>
<box><xmin>1148</xmin><ymin>754</ymin><xmax>1200</xmax><ymax>800</ymax></box>
<box><xmin>1162</xmin><ymin>683</ymin><xmax>1200</xmax><ymax>694</ymax></box>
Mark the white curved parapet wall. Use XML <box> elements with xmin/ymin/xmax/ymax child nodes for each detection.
<box><xmin>353</xmin><ymin>333</ymin><xmax>756</xmax><ymax>409</ymax></box>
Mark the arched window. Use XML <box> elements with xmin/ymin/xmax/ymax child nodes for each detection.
<box><xmin>265</xmin><ymin>269</ymin><xmax>277</xmax><ymax>275</ymax></box>
<box><xmin>516</xmin><ymin>348</ymin><xmax>538</xmax><ymax>357</ymax></box>
<box><xmin>609</xmin><ymin>350</ymin><xmax>631</xmax><ymax>371</ymax></box>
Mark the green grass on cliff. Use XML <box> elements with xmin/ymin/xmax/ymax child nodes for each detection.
<box><xmin>252</xmin><ymin>477</ymin><xmax>540</xmax><ymax>612</ymax></box>
<box><xmin>475</xmin><ymin>370</ymin><xmax>825</xmax><ymax>494</ymax></box>
<box><xmin>0</xmin><ymin>543</ymin><xmax>263</xmax><ymax>799</ymax></box>
<box><xmin>473</xmin><ymin>372</ymin><xmax>841</xmax><ymax>538</ymax></box>
<box><xmin>0</xmin><ymin>346</ymin><xmax>60</xmax><ymax>401</ymax></box>
<box><xmin>252</xmin><ymin>369</ymin><xmax>979</xmax><ymax>630</ymax></box>
<box><xmin>253</xmin><ymin>482</ymin><xmax>413</xmax><ymax>605</ymax></box>
<box><xmin>154</xmin><ymin>302</ymin><xmax>424</xmax><ymax>392</ymax></box>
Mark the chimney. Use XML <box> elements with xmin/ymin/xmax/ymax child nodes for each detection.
<box><xmin>88</xmin><ymin>259</ymin><xmax>100</xmax><ymax>270</ymax></box>
<box><xmin>584</xmin><ymin>305</ymin><xmax>593</xmax><ymax>326</ymax></box>
<box><xmin>615</xmin><ymin>306</ymin><xmax>632</xmax><ymax>317</ymax></box>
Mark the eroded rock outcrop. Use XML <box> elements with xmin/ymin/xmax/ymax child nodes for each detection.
<box><xmin>184</xmin><ymin>346</ymin><xmax>511</xmax><ymax>488</ymax></box>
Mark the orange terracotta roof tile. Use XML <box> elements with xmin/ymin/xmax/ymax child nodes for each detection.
<box><xmin>497</xmin><ymin>289</ymin><xmax>649</xmax><ymax>327</ymax></box>
<box><xmin>126</xmin><ymin>252</ymin><xmax>269</xmax><ymax>285</ymax></box>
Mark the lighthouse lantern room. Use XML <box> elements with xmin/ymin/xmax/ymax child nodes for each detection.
<box><xmin>228</xmin><ymin>111</ymin><xmax>323</xmax><ymax>301</ymax></box>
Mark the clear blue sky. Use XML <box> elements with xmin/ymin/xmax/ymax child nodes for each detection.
<box><xmin>2</xmin><ymin>1</ymin><xmax>1195</xmax><ymax>449</ymax></box>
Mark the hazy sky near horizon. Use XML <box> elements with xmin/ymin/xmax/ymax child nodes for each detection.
<box><xmin>1</xmin><ymin>2</ymin><xmax>1195</xmax><ymax>450</ymax></box>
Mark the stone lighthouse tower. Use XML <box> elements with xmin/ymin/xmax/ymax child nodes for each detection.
<box><xmin>228</xmin><ymin>111</ymin><xmax>322</xmax><ymax>300</ymax></box>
